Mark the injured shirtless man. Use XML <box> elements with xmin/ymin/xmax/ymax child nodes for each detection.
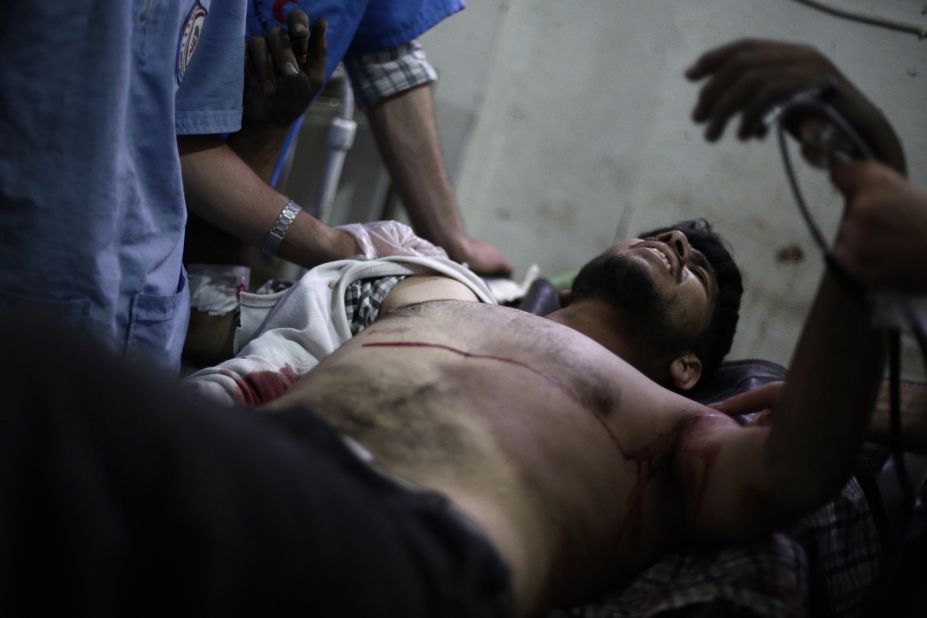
<box><xmin>173</xmin><ymin>38</ymin><xmax>905</xmax><ymax>616</ymax></box>
<box><xmin>190</xmin><ymin>217</ymin><xmax>877</xmax><ymax>616</ymax></box>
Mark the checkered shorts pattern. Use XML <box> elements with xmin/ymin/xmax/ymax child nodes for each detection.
<box><xmin>344</xmin><ymin>275</ymin><xmax>406</xmax><ymax>335</ymax></box>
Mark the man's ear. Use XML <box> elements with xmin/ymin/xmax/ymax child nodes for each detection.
<box><xmin>668</xmin><ymin>353</ymin><xmax>702</xmax><ymax>391</ymax></box>
<box><xmin>559</xmin><ymin>289</ymin><xmax>573</xmax><ymax>308</ymax></box>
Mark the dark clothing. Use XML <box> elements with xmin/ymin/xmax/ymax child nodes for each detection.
<box><xmin>0</xmin><ymin>314</ymin><xmax>513</xmax><ymax>617</ymax></box>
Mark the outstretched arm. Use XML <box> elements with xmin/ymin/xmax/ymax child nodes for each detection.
<box><xmin>675</xmin><ymin>41</ymin><xmax>892</xmax><ymax>539</ymax></box>
<box><xmin>676</xmin><ymin>269</ymin><xmax>883</xmax><ymax>541</ymax></box>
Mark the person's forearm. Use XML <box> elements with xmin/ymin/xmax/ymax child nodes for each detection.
<box><xmin>861</xmin><ymin>112</ymin><xmax>906</xmax><ymax>176</ymax></box>
<box><xmin>183</xmin><ymin>127</ymin><xmax>289</xmax><ymax>267</ymax></box>
<box><xmin>228</xmin><ymin>126</ymin><xmax>291</xmax><ymax>183</ymax></box>
<box><xmin>366</xmin><ymin>84</ymin><xmax>466</xmax><ymax>247</ymax></box>
<box><xmin>178</xmin><ymin>135</ymin><xmax>356</xmax><ymax>268</ymax></box>
<box><xmin>839</xmin><ymin>89</ymin><xmax>907</xmax><ymax>175</ymax></box>
<box><xmin>767</xmin><ymin>272</ymin><xmax>885</xmax><ymax>512</ymax></box>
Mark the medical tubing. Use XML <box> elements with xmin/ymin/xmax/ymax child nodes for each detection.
<box><xmin>791</xmin><ymin>0</ymin><xmax>927</xmax><ymax>39</ymax></box>
<box><xmin>777</xmin><ymin>116</ymin><xmax>863</xmax><ymax>300</ymax></box>
<box><xmin>777</xmin><ymin>121</ymin><xmax>829</xmax><ymax>253</ymax></box>
<box><xmin>776</xmin><ymin>93</ymin><xmax>881</xmax><ymax>299</ymax></box>
<box><xmin>317</xmin><ymin>73</ymin><xmax>356</xmax><ymax>223</ymax></box>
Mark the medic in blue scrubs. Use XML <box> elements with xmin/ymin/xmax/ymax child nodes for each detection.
<box><xmin>0</xmin><ymin>1</ymin><xmax>247</xmax><ymax>370</ymax></box>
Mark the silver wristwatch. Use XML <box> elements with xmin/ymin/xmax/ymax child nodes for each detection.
<box><xmin>262</xmin><ymin>200</ymin><xmax>302</xmax><ymax>256</ymax></box>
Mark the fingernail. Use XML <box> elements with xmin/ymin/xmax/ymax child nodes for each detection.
<box><xmin>284</xmin><ymin>62</ymin><xmax>299</xmax><ymax>76</ymax></box>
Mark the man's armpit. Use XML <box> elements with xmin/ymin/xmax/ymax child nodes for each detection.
<box><xmin>675</xmin><ymin>414</ymin><xmax>776</xmax><ymax>542</ymax></box>
<box><xmin>381</xmin><ymin>276</ymin><xmax>480</xmax><ymax>314</ymax></box>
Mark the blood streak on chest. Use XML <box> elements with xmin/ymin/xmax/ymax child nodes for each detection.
<box><xmin>362</xmin><ymin>340</ymin><xmax>685</xmax><ymax>551</ymax></box>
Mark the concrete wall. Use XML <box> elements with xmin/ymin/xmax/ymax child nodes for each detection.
<box><xmin>286</xmin><ymin>0</ymin><xmax>927</xmax><ymax>375</ymax></box>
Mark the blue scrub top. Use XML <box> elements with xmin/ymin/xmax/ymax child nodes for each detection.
<box><xmin>246</xmin><ymin>0</ymin><xmax>464</xmax><ymax>83</ymax></box>
<box><xmin>0</xmin><ymin>0</ymin><xmax>245</xmax><ymax>371</ymax></box>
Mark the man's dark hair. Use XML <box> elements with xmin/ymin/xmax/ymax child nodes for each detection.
<box><xmin>637</xmin><ymin>219</ymin><xmax>743</xmax><ymax>379</ymax></box>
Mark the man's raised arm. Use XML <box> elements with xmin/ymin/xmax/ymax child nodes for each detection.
<box><xmin>675</xmin><ymin>240</ymin><xmax>883</xmax><ymax>543</ymax></box>
<box><xmin>675</xmin><ymin>39</ymin><xmax>893</xmax><ymax>541</ymax></box>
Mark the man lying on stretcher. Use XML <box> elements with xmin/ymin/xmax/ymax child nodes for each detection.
<box><xmin>179</xmin><ymin>39</ymin><xmax>917</xmax><ymax>615</ymax></box>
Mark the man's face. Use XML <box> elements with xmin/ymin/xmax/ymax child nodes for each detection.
<box><xmin>580</xmin><ymin>229</ymin><xmax>717</xmax><ymax>355</ymax></box>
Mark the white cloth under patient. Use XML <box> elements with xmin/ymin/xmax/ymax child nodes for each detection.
<box><xmin>185</xmin><ymin>256</ymin><xmax>495</xmax><ymax>406</ymax></box>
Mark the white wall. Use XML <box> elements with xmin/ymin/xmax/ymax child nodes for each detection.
<box><xmin>447</xmin><ymin>0</ymin><xmax>927</xmax><ymax>374</ymax></box>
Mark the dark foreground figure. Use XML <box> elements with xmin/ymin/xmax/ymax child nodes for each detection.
<box><xmin>0</xmin><ymin>312</ymin><xmax>513</xmax><ymax>617</ymax></box>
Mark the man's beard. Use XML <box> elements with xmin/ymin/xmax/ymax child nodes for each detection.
<box><xmin>573</xmin><ymin>252</ymin><xmax>692</xmax><ymax>356</ymax></box>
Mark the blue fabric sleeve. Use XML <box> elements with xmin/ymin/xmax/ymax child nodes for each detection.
<box><xmin>176</xmin><ymin>0</ymin><xmax>247</xmax><ymax>135</ymax></box>
<box><xmin>245</xmin><ymin>1</ymin><xmax>463</xmax><ymax>82</ymax></box>
<box><xmin>349</xmin><ymin>0</ymin><xmax>464</xmax><ymax>55</ymax></box>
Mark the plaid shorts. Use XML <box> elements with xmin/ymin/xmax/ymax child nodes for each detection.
<box><xmin>344</xmin><ymin>275</ymin><xmax>406</xmax><ymax>335</ymax></box>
